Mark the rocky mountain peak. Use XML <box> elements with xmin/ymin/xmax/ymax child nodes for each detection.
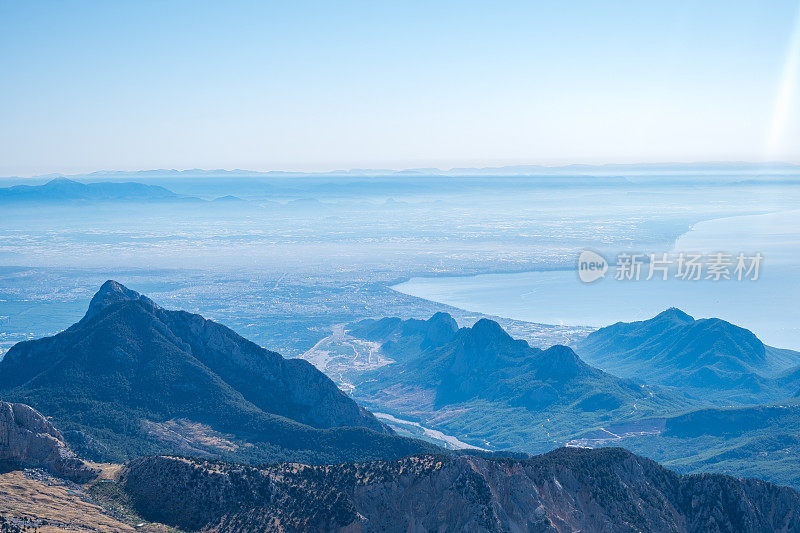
<box><xmin>467</xmin><ymin>318</ymin><xmax>512</xmax><ymax>342</ymax></box>
<box><xmin>451</xmin><ymin>318</ymin><xmax>525</xmax><ymax>369</ymax></box>
<box><xmin>44</xmin><ymin>177</ymin><xmax>80</xmax><ymax>187</ymax></box>
<box><xmin>428</xmin><ymin>311</ymin><xmax>458</xmax><ymax>330</ymax></box>
<box><xmin>534</xmin><ymin>344</ymin><xmax>590</xmax><ymax>380</ymax></box>
<box><xmin>84</xmin><ymin>280</ymin><xmax>156</xmax><ymax>320</ymax></box>
<box><xmin>423</xmin><ymin>312</ymin><xmax>459</xmax><ymax>346</ymax></box>
<box><xmin>653</xmin><ymin>307</ymin><xmax>694</xmax><ymax>325</ymax></box>
<box><xmin>0</xmin><ymin>283</ymin><xmax>409</xmax><ymax>464</ymax></box>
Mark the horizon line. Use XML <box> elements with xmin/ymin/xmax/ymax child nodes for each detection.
<box><xmin>5</xmin><ymin>160</ymin><xmax>800</xmax><ymax>180</ymax></box>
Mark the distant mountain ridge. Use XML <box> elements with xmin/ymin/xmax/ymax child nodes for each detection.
<box><xmin>355</xmin><ymin>314</ymin><xmax>651</xmax><ymax>412</ymax></box>
<box><xmin>11</xmin><ymin>161</ymin><xmax>800</xmax><ymax>181</ymax></box>
<box><xmin>575</xmin><ymin>308</ymin><xmax>800</xmax><ymax>402</ymax></box>
<box><xmin>348</xmin><ymin>311</ymin><xmax>460</xmax><ymax>362</ymax></box>
<box><xmin>0</xmin><ymin>281</ymin><xmax>435</xmax><ymax>464</ymax></box>
<box><xmin>0</xmin><ymin>177</ymin><xmax>199</xmax><ymax>203</ymax></box>
<box><xmin>340</xmin><ymin>314</ymin><xmax>690</xmax><ymax>454</ymax></box>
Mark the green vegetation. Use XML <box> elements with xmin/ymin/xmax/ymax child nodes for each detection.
<box><xmin>0</xmin><ymin>282</ymin><xmax>437</xmax><ymax>465</ymax></box>
<box><xmin>575</xmin><ymin>308</ymin><xmax>800</xmax><ymax>404</ymax></box>
<box><xmin>120</xmin><ymin>448</ymin><xmax>800</xmax><ymax>532</ymax></box>
<box><xmin>345</xmin><ymin>311</ymin><xmax>800</xmax><ymax>488</ymax></box>
<box><xmin>349</xmin><ymin>314</ymin><xmax>686</xmax><ymax>451</ymax></box>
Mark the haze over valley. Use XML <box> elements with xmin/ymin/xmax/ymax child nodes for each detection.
<box><xmin>2</xmin><ymin>168</ymin><xmax>800</xmax><ymax>492</ymax></box>
<box><xmin>3</xmin><ymin>0</ymin><xmax>800</xmax><ymax>529</ymax></box>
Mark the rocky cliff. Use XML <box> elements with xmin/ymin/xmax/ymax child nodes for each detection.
<box><xmin>121</xmin><ymin>447</ymin><xmax>800</xmax><ymax>532</ymax></box>
<box><xmin>0</xmin><ymin>401</ymin><xmax>96</xmax><ymax>482</ymax></box>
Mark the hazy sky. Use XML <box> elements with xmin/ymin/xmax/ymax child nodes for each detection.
<box><xmin>2</xmin><ymin>1</ymin><xmax>800</xmax><ymax>176</ymax></box>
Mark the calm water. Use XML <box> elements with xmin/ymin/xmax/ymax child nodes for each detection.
<box><xmin>393</xmin><ymin>210</ymin><xmax>800</xmax><ymax>350</ymax></box>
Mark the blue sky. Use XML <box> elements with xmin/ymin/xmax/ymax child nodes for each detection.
<box><xmin>1</xmin><ymin>1</ymin><xmax>799</xmax><ymax>175</ymax></box>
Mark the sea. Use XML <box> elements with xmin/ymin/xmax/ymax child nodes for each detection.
<box><xmin>393</xmin><ymin>209</ymin><xmax>800</xmax><ymax>350</ymax></box>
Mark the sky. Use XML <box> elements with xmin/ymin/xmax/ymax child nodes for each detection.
<box><xmin>1</xmin><ymin>0</ymin><xmax>799</xmax><ymax>176</ymax></box>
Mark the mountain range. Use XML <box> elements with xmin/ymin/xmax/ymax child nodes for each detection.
<box><xmin>348</xmin><ymin>311</ymin><xmax>461</xmax><ymax>362</ymax></box>
<box><xmin>0</xmin><ymin>281</ymin><xmax>435</xmax><ymax>464</ymax></box>
<box><xmin>575</xmin><ymin>308</ymin><xmax>800</xmax><ymax>403</ymax></box>
<box><xmin>341</xmin><ymin>310</ymin><xmax>800</xmax><ymax>488</ymax></box>
<box><xmin>1</xmin><ymin>289</ymin><xmax>800</xmax><ymax>530</ymax></box>
<box><xmin>342</xmin><ymin>313</ymin><xmax>687</xmax><ymax>452</ymax></box>
<box><xmin>2</xmin><ymin>398</ymin><xmax>798</xmax><ymax>532</ymax></box>
<box><xmin>357</xmin><ymin>317</ymin><xmax>652</xmax><ymax>412</ymax></box>
<box><xmin>0</xmin><ymin>177</ymin><xmax>199</xmax><ymax>204</ymax></box>
<box><xmin>9</xmin><ymin>161</ymin><xmax>800</xmax><ymax>181</ymax></box>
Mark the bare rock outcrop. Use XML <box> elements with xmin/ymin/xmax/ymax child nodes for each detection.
<box><xmin>122</xmin><ymin>447</ymin><xmax>800</xmax><ymax>532</ymax></box>
<box><xmin>0</xmin><ymin>401</ymin><xmax>97</xmax><ymax>482</ymax></box>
